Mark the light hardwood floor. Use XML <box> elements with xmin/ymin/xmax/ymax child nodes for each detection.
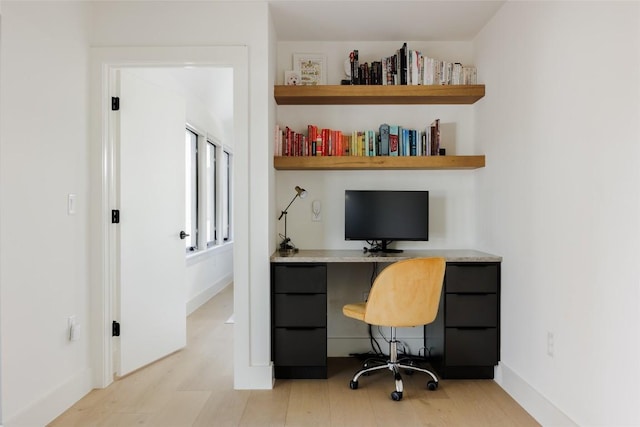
<box><xmin>49</xmin><ymin>284</ymin><xmax>539</xmax><ymax>426</ymax></box>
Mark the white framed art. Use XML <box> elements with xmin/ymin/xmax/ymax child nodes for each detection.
<box><xmin>293</xmin><ymin>53</ymin><xmax>327</xmax><ymax>85</ymax></box>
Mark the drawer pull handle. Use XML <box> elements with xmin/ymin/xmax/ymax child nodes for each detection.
<box><xmin>280</xmin><ymin>264</ymin><xmax>325</xmax><ymax>268</ymax></box>
<box><xmin>448</xmin><ymin>292</ymin><xmax>494</xmax><ymax>296</ymax></box>
<box><xmin>283</xmin><ymin>292</ymin><xmax>323</xmax><ymax>296</ymax></box>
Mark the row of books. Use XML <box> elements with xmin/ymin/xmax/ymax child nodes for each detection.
<box><xmin>275</xmin><ymin>121</ymin><xmax>441</xmax><ymax>157</ymax></box>
<box><xmin>347</xmin><ymin>44</ymin><xmax>477</xmax><ymax>86</ymax></box>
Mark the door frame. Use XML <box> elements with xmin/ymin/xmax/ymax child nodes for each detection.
<box><xmin>90</xmin><ymin>46</ymin><xmax>249</xmax><ymax>387</ymax></box>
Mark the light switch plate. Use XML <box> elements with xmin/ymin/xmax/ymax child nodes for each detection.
<box><xmin>68</xmin><ymin>194</ymin><xmax>77</xmax><ymax>215</ymax></box>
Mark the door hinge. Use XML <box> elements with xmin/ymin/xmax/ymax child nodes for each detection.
<box><xmin>111</xmin><ymin>97</ymin><xmax>120</xmax><ymax>111</ymax></box>
<box><xmin>112</xmin><ymin>321</ymin><xmax>120</xmax><ymax>337</ymax></box>
<box><xmin>111</xmin><ymin>209</ymin><xmax>120</xmax><ymax>224</ymax></box>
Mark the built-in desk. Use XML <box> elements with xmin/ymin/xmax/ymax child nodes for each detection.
<box><xmin>270</xmin><ymin>249</ymin><xmax>502</xmax><ymax>380</ymax></box>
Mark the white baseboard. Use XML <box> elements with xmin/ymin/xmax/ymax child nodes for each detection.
<box><xmin>234</xmin><ymin>362</ymin><xmax>274</xmax><ymax>390</ymax></box>
<box><xmin>495</xmin><ymin>362</ymin><xmax>577</xmax><ymax>426</ymax></box>
<box><xmin>186</xmin><ymin>274</ymin><xmax>233</xmax><ymax>315</ymax></box>
<box><xmin>5</xmin><ymin>368</ymin><xmax>92</xmax><ymax>427</ymax></box>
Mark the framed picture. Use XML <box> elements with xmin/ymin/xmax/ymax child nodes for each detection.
<box><xmin>284</xmin><ymin>70</ymin><xmax>301</xmax><ymax>86</ymax></box>
<box><xmin>293</xmin><ymin>53</ymin><xmax>327</xmax><ymax>85</ymax></box>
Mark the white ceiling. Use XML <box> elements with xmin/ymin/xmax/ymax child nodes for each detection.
<box><xmin>269</xmin><ymin>1</ymin><xmax>506</xmax><ymax>41</ymax></box>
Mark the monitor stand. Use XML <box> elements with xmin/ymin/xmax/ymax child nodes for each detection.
<box><xmin>368</xmin><ymin>240</ymin><xmax>403</xmax><ymax>253</ymax></box>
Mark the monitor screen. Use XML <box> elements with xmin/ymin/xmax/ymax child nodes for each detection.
<box><xmin>345</xmin><ymin>190</ymin><xmax>429</xmax><ymax>252</ymax></box>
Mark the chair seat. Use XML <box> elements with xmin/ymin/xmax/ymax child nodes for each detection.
<box><xmin>342</xmin><ymin>302</ymin><xmax>366</xmax><ymax>321</ymax></box>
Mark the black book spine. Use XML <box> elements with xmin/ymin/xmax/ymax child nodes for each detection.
<box><xmin>400</xmin><ymin>43</ymin><xmax>407</xmax><ymax>85</ymax></box>
<box><xmin>350</xmin><ymin>50</ymin><xmax>359</xmax><ymax>85</ymax></box>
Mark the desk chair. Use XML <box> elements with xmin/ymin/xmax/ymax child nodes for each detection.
<box><xmin>342</xmin><ymin>257</ymin><xmax>446</xmax><ymax>401</ymax></box>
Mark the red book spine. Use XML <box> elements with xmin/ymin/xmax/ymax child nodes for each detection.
<box><xmin>285</xmin><ymin>127</ymin><xmax>291</xmax><ymax>156</ymax></box>
<box><xmin>321</xmin><ymin>128</ymin><xmax>329</xmax><ymax>156</ymax></box>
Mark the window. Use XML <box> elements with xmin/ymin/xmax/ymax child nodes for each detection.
<box><xmin>222</xmin><ymin>150</ymin><xmax>231</xmax><ymax>241</ymax></box>
<box><xmin>185</xmin><ymin>129</ymin><xmax>198</xmax><ymax>252</ymax></box>
<box><xmin>184</xmin><ymin>127</ymin><xmax>232</xmax><ymax>255</ymax></box>
<box><xmin>206</xmin><ymin>141</ymin><xmax>217</xmax><ymax>248</ymax></box>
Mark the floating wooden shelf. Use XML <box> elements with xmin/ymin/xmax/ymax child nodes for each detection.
<box><xmin>274</xmin><ymin>155</ymin><xmax>485</xmax><ymax>170</ymax></box>
<box><xmin>274</xmin><ymin>84</ymin><xmax>485</xmax><ymax>105</ymax></box>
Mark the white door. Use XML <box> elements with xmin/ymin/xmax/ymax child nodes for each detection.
<box><xmin>116</xmin><ymin>69</ymin><xmax>187</xmax><ymax>376</ymax></box>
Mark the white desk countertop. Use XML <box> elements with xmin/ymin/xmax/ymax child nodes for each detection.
<box><xmin>270</xmin><ymin>249</ymin><xmax>502</xmax><ymax>263</ymax></box>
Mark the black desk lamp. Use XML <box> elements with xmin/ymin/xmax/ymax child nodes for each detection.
<box><xmin>278</xmin><ymin>185</ymin><xmax>307</xmax><ymax>253</ymax></box>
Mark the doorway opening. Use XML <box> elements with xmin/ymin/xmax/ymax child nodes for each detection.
<box><xmin>91</xmin><ymin>46</ymin><xmax>248</xmax><ymax>388</ymax></box>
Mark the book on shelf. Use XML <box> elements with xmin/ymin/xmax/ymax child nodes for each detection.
<box><xmin>350</xmin><ymin>50</ymin><xmax>359</xmax><ymax>85</ymax></box>
<box><xmin>399</xmin><ymin>43</ymin><xmax>408</xmax><ymax>85</ymax></box>
<box><xmin>429</xmin><ymin>119</ymin><xmax>440</xmax><ymax>156</ymax></box>
<box><xmin>399</xmin><ymin>128</ymin><xmax>407</xmax><ymax>156</ymax></box>
<box><xmin>349</xmin><ymin>130</ymin><xmax>365</xmax><ymax>157</ymax></box>
<box><xmin>421</xmin><ymin>131</ymin><xmax>428</xmax><ymax>156</ymax></box>
<box><xmin>354</xmin><ymin>130</ymin><xmax>365</xmax><ymax>156</ymax></box>
<box><xmin>324</xmin><ymin>128</ymin><xmax>332</xmax><ymax>156</ymax></box>
<box><xmin>342</xmin><ymin>44</ymin><xmax>477</xmax><ymax>86</ymax></box>
<box><xmin>389</xmin><ymin>125</ymin><xmax>399</xmax><ymax>156</ymax></box>
<box><xmin>366</xmin><ymin>130</ymin><xmax>376</xmax><ymax>156</ymax></box>
<box><xmin>409</xmin><ymin>129</ymin><xmax>418</xmax><ymax>156</ymax></box>
<box><xmin>275</xmin><ymin>124</ymin><xmax>281</xmax><ymax>156</ymax></box>
<box><xmin>409</xmin><ymin>49</ymin><xmax>422</xmax><ymax>86</ymax></box>
<box><xmin>275</xmin><ymin>121</ymin><xmax>444</xmax><ymax>158</ymax></box>
<box><xmin>378</xmin><ymin>124</ymin><xmax>390</xmax><ymax>156</ymax></box>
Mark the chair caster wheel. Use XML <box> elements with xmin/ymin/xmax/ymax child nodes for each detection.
<box><xmin>391</xmin><ymin>391</ymin><xmax>403</xmax><ymax>401</ymax></box>
<box><xmin>349</xmin><ymin>380</ymin><xmax>358</xmax><ymax>390</ymax></box>
<box><xmin>427</xmin><ymin>380</ymin><xmax>438</xmax><ymax>391</ymax></box>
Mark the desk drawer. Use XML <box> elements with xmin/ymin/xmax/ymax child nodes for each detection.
<box><xmin>273</xmin><ymin>264</ymin><xmax>327</xmax><ymax>294</ymax></box>
<box><xmin>274</xmin><ymin>328</ymin><xmax>327</xmax><ymax>366</ymax></box>
<box><xmin>445</xmin><ymin>328</ymin><xmax>498</xmax><ymax>366</ymax></box>
<box><xmin>273</xmin><ymin>294</ymin><xmax>326</xmax><ymax>327</ymax></box>
<box><xmin>446</xmin><ymin>294</ymin><xmax>497</xmax><ymax>327</ymax></box>
<box><xmin>446</xmin><ymin>264</ymin><xmax>498</xmax><ymax>293</ymax></box>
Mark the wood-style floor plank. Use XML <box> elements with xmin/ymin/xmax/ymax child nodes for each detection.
<box><xmin>237</xmin><ymin>385</ymin><xmax>290</xmax><ymax>426</ymax></box>
<box><xmin>49</xmin><ymin>284</ymin><xmax>539</xmax><ymax>427</ymax></box>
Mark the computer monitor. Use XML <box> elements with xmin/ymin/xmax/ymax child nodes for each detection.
<box><xmin>344</xmin><ymin>190</ymin><xmax>429</xmax><ymax>253</ymax></box>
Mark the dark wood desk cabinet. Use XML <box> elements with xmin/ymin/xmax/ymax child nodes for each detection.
<box><xmin>271</xmin><ymin>253</ymin><xmax>501</xmax><ymax>380</ymax></box>
<box><xmin>426</xmin><ymin>262</ymin><xmax>501</xmax><ymax>379</ymax></box>
<box><xmin>271</xmin><ymin>263</ymin><xmax>327</xmax><ymax>379</ymax></box>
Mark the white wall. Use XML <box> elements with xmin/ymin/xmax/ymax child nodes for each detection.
<box><xmin>0</xmin><ymin>1</ymin><xmax>272</xmax><ymax>425</ymax></box>
<box><xmin>0</xmin><ymin>2</ymin><xmax>93</xmax><ymax>425</ymax></box>
<box><xmin>474</xmin><ymin>2</ymin><xmax>640</xmax><ymax>425</ymax></box>
<box><xmin>186</xmin><ymin>247</ymin><xmax>234</xmax><ymax>314</ymax></box>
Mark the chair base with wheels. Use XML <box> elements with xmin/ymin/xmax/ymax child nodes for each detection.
<box><xmin>347</xmin><ymin>327</ymin><xmax>438</xmax><ymax>401</ymax></box>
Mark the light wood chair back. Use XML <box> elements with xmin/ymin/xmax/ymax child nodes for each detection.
<box><xmin>364</xmin><ymin>257</ymin><xmax>446</xmax><ymax>327</ymax></box>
